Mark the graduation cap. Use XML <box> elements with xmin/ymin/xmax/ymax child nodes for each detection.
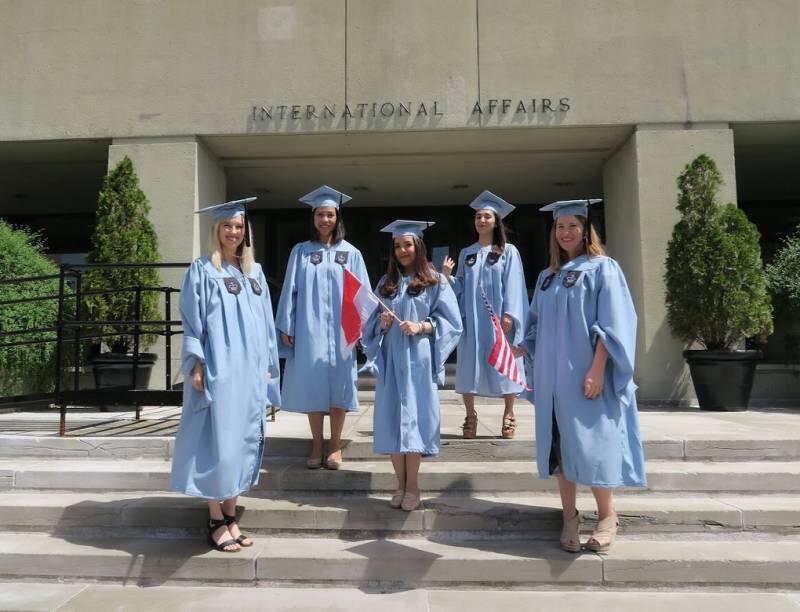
<box><xmin>469</xmin><ymin>190</ymin><xmax>516</xmax><ymax>219</ymax></box>
<box><xmin>195</xmin><ymin>197</ymin><xmax>257</xmax><ymax>247</ymax></box>
<box><xmin>539</xmin><ymin>199</ymin><xmax>602</xmax><ymax>244</ymax></box>
<box><xmin>299</xmin><ymin>185</ymin><xmax>352</xmax><ymax>210</ymax></box>
<box><xmin>380</xmin><ymin>220</ymin><xmax>435</xmax><ymax>238</ymax></box>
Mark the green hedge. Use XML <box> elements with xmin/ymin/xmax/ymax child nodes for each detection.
<box><xmin>0</xmin><ymin>220</ymin><xmax>61</xmax><ymax>395</ymax></box>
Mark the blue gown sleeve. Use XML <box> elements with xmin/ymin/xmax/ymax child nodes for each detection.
<box><xmin>428</xmin><ymin>275</ymin><xmax>463</xmax><ymax>385</ymax></box>
<box><xmin>360</xmin><ymin>276</ymin><xmax>387</xmax><ymax>376</ymax></box>
<box><xmin>522</xmin><ymin>270</ymin><xmax>545</xmax><ymax>358</ymax></box>
<box><xmin>179</xmin><ymin>260</ymin><xmax>207</xmax><ymax>376</ymax></box>
<box><xmin>351</xmin><ymin>248</ymin><xmax>371</xmax><ymax>290</ymax></box>
<box><xmin>450</xmin><ymin>248</ymin><xmax>466</xmax><ymax>307</ymax></box>
<box><xmin>275</xmin><ymin>243</ymin><xmax>301</xmax><ymax>358</ymax></box>
<box><xmin>258</xmin><ymin>266</ymin><xmax>281</xmax><ymax>406</ymax></box>
<box><xmin>590</xmin><ymin>259</ymin><xmax>639</xmax><ymax>409</ymax></box>
<box><xmin>502</xmin><ymin>244</ymin><xmax>527</xmax><ymax>346</ymax></box>
<box><xmin>520</xmin><ymin>270</ymin><xmax>546</xmax><ymax>402</ymax></box>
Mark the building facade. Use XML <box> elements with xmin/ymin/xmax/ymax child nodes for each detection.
<box><xmin>2</xmin><ymin>0</ymin><xmax>799</xmax><ymax>402</ymax></box>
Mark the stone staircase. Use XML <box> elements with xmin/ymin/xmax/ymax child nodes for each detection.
<box><xmin>0</xmin><ymin>398</ymin><xmax>799</xmax><ymax>608</ymax></box>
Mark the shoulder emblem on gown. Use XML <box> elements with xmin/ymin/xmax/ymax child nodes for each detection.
<box><xmin>486</xmin><ymin>251</ymin><xmax>501</xmax><ymax>265</ymax></box>
<box><xmin>465</xmin><ymin>253</ymin><xmax>477</xmax><ymax>267</ymax></box>
<box><xmin>309</xmin><ymin>251</ymin><xmax>323</xmax><ymax>265</ymax></box>
<box><xmin>541</xmin><ymin>273</ymin><xmax>556</xmax><ymax>290</ymax></box>
<box><xmin>562</xmin><ymin>270</ymin><xmax>582</xmax><ymax>288</ymax></box>
<box><xmin>335</xmin><ymin>251</ymin><xmax>349</xmax><ymax>265</ymax></box>
<box><xmin>223</xmin><ymin>277</ymin><xmax>242</xmax><ymax>295</ymax></box>
<box><xmin>248</xmin><ymin>278</ymin><xmax>262</xmax><ymax>295</ymax></box>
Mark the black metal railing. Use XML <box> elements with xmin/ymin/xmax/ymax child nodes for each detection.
<box><xmin>1</xmin><ymin>262</ymin><xmax>282</xmax><ymax>435</ymax></box>
<box><xmin>0</xmin><ymin>263</ymin><xmax>189</xmax><ymax>435</ymax></box>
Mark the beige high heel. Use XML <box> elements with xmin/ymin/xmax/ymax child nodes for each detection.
<box><xmin>585</xmin><ymin>514</ymin><xmax>619</xmax><ymax>552</ymax></box>
<box><xmin>560</xmin><ymin>510</ymin><xmax>581</xmax><ymax>553</ymax></box>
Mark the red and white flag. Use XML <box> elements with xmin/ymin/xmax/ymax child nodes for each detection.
<box><xmin>481</xmin><ymin>286</ymin><xmax>530</xmax><ymax>390</ymax></box>
<box><xmin>341</xmin><ymin>268</ymin><xmax>379</xmax><ymax>358</ymax></box>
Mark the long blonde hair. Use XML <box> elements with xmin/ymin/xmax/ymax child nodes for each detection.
<box><xmin>548</xmin><ymin>215</ymin><xmax>604</xmax><ymax>272</ymax></box>
<box><xmin>208</xmin><ymin>218</ymin><xmax>255</xmax><ymax>274</ymax></box>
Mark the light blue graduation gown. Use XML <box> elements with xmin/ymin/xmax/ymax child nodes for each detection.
<box><xmin>171</xmin><ymin>257</ymin><xmax>280</xmax><ymax>500</ymax></box>
<box><xmin>450</xmin><ymin>242</ymin><xmax>527</xmax><ymax>396</ymax></box>
<box><xmin>522</xmin><ymin>255</ymin><xmax>646</xmax><ymax>488</ymax></box>
<box><xmin>275</xmin><ymin>240</ymin><xmax>370</xmax><ymax>413</ymax></box>
<box><xmin>363</xmin><ymin>274</ymin><xmax>462</xmax><ymax>456</ymax></box>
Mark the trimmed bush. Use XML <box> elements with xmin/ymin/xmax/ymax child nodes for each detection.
<box><xmin>83</xmin><ymin>156</ymin><xmax>161</xmax><ymax>353</ymax></box>
<box><xmin>0</xmin><ymin>220</ymin><xmax>60</xmax><ymax>394</ymax></box>
<box><xmin>766</xmin><ymin>225</ymin><xmax>800</xmax><ymax>313</ymax></box>
<box><xmin>664</xmin><ymin>154</ymin><xmax>773</xmax><ymax>350</ymax></box>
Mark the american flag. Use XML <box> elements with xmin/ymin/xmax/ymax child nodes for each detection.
<box><xmin>480</xmin><ymin>286</ymin><xmax>530</xmax><ymax>390</ymax></box>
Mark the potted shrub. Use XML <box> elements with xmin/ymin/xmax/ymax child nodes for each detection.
<box><xmin>664</xmin><ymin>154</ymin><xmax>773</xmax><ymax>411</ymax></box>
<box><xmin>765</xmin><ymin>225</ymin><xmax>800</xmax><ymax>362</ymax></box>
<box><xmin>83</xmin><ymin>156</ymin><xmax>162</xmax><ymax>390</ymax></box>
<box><xmin>0</xmin><ymin>220</ymin><xmax>62</xmax><ymax>396</ymax></box>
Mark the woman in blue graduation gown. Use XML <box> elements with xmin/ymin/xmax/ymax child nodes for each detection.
<box><xmin>171</xmin><ymin>199</ymin><xmax>281</xmax><ymax>553</ymax></box>
<box><xmin>363</xmin><ymin>220</ymin><xmax>462</xmax><ymax>512</ymax></box>
<box><xmin>442</xmin><ymin>191</ymin><xmax>527</xmax><ymax>440</ymax></box>
<box><xmin>521</xmin><ymin>199</ymin><xmax>645</xmax><ymax>553</ymax></box>
<box><xmin>275</xmin><ymin>186</ymin><xmax>371</xmax><ymax>470</ymax></box>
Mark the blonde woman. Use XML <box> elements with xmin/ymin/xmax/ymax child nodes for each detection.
<box><xmin>521</xmin><ymin>199</ymin><xmax>645</xmax><ymax>553</ymax></box>
<box><xmin>171</xmin><ymin>198</ymin><xmax>280</xmax><ymax>553</ymax></box>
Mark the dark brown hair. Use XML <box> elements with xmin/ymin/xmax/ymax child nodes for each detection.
<box><xmin>378</xmin><ymin>235</ymin><xmax>439</xmax><ymax>298</ymax></box>
<box><xmin>309</xmin><ymin>207</ymin><xmax>346</xmax><ymax>243</ymax></box>
<box><xmin>473</xmin><ymin>209</ymin><xmax>507</xmax><ymax>250</ymax></box>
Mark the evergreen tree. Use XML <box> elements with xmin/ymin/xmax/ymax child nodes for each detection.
<box><xmin>664</xmin><ymin>154</ymin><xmax>772</xmax><ymax>350</ymax></box>
<box><xmin>83</xmin><ymin>156</ymin><xmax>161</xmax><ymax>353</ymax></box>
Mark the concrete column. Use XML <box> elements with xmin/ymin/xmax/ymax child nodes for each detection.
<box><xmin>602</xmin><ymin>125</ymin><xmax>737</xmax><ymax>403</ymax></box>
<box><xmin>106</xmin><ymin>137</ymin><xmax>226</xmax><ymax>387</ymax></box>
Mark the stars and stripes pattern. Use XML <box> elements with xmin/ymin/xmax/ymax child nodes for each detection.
<box><xmin>480</xmin><ymin>286</ymin><xmax>530</xmax><ymax>390</ymax></box>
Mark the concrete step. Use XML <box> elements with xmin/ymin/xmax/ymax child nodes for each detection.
<box><xmin>0</xmin><ymin>532</ymin><xmax>798</xmax><ymax>588</ymax></box>
<box><xmin>3</xmin><ymin>583</ymin><xmax>799</xmax><ymax>612</ymax></box>
<box><xmin>4</xmin><ymin>433</ymin><xmax>800</xmax><ymax>463</ymax></box>
<box><xmin>4</xmin><ymin>458</ymin><xmax>800</xmax><ymax>494</ymax></box>
<box><xmin>2</xmin><ymin>490</ymin><xmax>799</xmax><ymax>535</ymax></box>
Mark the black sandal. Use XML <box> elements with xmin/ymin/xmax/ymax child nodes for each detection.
<box><xmin>223</xmin><ymin>512</ymin><xmax>253</xmax><ymax>547</ymax></box>
<box><xmin>207</xmin><ymin>517</ymin><xmax>240</xmax><ymax>552</ymax></box>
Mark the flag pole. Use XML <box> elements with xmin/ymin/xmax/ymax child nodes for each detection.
<box><xmin>366</xmin><ymin>291</ymin><xmax>402</xmax><ymax>321</ymax></box>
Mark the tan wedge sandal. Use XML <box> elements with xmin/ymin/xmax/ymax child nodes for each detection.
<box><xmin>585</xmin><ymin>514</ymin><xmax>619</xmax><ymax>552</ymax></box>
<box><xmin>560</xmin><ymin>510</ymin><xmax>581</xmax><ymax>553</ymax></box>
<box><xmin>501</xmin><ymin>415</ymin><xmax>517</xmax><ymax>439</ymax></box>
<box><xmin>462</xmin><ymin>411</ymin><xmax>478</xmax><ymax>439</ymax></box>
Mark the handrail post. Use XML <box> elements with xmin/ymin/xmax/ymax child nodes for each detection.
<box><xmin>72</xmin><ymin>271</ymin><xmax>82</xmax><ymax>393</ymax></box>
<box><xmin>165</xmin><ymin>289</ymin><xmax>172</xmax><ymax>390</ymax></box>
<box><xmin>54</xmin><ymin>266</ymin><xmax>66</xmax><ymax>437</ymax></box>
<box><xmin>132</xmin><ymin>286</ymin><xmax>141</xmax><ymax>421</ymax></box>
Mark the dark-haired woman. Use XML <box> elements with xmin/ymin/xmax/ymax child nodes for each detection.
<box><xmin>363</xmin><ymin>220</ymin><xmax>462</xmax><ymax>511</ymax></box>
<box><xmin>442</xmin><ymin>191</ymin><xmax>527</xmax><ymax>440</ymax></box>
<box><xmin>522</xmin><ymin>199</ymin><xmax>645</xmax><ymax>553</ymax></box>
<box><xmin>276</xmin><ymin>186</ymin><xmax>370</xmax><ymax>470</ymax></box>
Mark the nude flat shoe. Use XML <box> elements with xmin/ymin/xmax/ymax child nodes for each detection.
<box><xmin>389</xmin><ymin>489</ymin><xmax>405</xmax><ymax>509</ymax></box>
<box><xmin>401</xmin><ymin>491</ymin><xmax>421</xmax><ymax>512</ymax></box>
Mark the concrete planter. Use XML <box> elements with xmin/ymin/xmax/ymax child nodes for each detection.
<box><xmin>90</xmin><ymin>352</ymin><xmax>157</xmax><ymax>391</ymax></box>
<box><xmin>683</xmin><ymin>350</ymin><xmax>761</xmax><ymax>411</ymax></box>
